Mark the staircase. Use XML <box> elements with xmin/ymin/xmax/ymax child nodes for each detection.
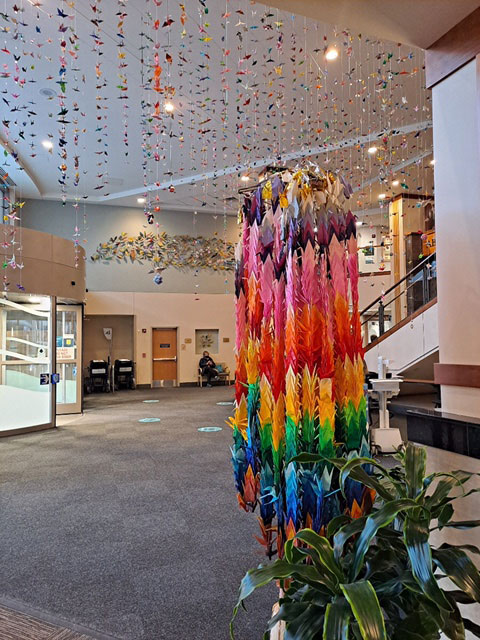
<box><xmin>361</xmin><ymin>252</ymin><xmax>438</xmax><ymax>402</ymax></box>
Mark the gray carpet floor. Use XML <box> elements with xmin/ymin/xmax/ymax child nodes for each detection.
<box><xmin>0</xmin><ymin>387</ymin><xmax>276</xmax><ymax>640</ymax></box>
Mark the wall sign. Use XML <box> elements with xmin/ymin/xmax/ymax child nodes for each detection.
<box><xmin>160</xmin><ymin>343</ymin><xmax>170</xmax><ymax>348</ymax></box>
<box><xmin>40</xmin><ymin>373</ymin><xmax>50</xmax><ymax>385</ymax></box>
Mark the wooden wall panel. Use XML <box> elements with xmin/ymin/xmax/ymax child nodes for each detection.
<box><xmin>426</xmin><ymin>7</ymin><xmax>480</xmax><ymax>88</ymax></box>
<box><xmin>434</xmin><ymin>363</ymin><xmax>480</xmax><ymax>389</ymax></box>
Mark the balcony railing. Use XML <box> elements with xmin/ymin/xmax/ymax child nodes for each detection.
<box><xmin>361</xmin><ymin>252</ymin><xmax>437</xmax><ymax>345</ymax></box>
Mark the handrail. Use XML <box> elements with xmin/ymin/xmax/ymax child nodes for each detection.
<box><xmin>360</xmin><ymin>251</ymin><xmax>436</xmax><ymax>316</ymax></box>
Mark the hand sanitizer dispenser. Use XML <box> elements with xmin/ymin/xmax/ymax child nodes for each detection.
<box><xmin>370</xmin><ymin>356</ymin><xmax>403</xmax><ymax>453</ymax></box>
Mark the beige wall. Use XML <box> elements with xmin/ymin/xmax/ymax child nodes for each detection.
<box><xmin>85</xmin><ymin>292</ymin><xmax>235</xmax><ymax>385</ymax></box>
<box><xmin>0</xmin><ymin>225</ymin><xmax>85</xmax><ymax>302</ymax></box>
<box><xmin>432</xmin><ymin>59</ymin><xmax>480</xmax><ymax>418</ymax></box>
<box><xmin>83</xmin><ymin>315</ymin><xmax>134</xmax><ymax>365</ymax></box>
<box><xmin>22</xmin><ymin>200</ymin><xmax>239</xmax><ymax>295</ymax></box>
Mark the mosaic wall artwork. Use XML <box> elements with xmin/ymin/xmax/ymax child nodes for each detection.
<box><xmin>90</xmin><ymin>232</ymin><xmax>235</xmax><ymax>272</ymax></box>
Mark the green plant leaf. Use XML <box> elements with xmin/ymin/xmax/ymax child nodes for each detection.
<box><xmin>333</xmin><ymin>517</ymin><xmax>367</xmax><ymax>560</ymax></box>
<box><xmin>464</xmin><ymin>618</ymin><xmax>480</xmax><ymax>638</ymax></box>
<box><xmin>436</xmin><ymin>503</ymin><xmax>454</xmax><ymax>528</ymax></box>
<box><xmin>339</xmin><ymin>461</ymin><xmax>397</xmax><ymax>502</ymax></box>
<box><xmin>296</xmin><ymin>529</ymin><xmax>344</xmax><ymax>582</ymax></box>
<box><xmin>391</xmin><ymin>608</ymin><xmax>442</xmax><ymax>640</ymax></box>
<box><xmin>404</xmin><ymin>516</ymin><xmax>452</xmax><ymax>611</ymax></box>
<box><xmin>327</xmin><ymin>515</ymin><xmax>351</xmax><ymax>538</ymax></box>
<box><xmin>434</xmin><ymin>548</ymin><xmax>480</xmax><ymax>602</ymax></box>
<box><xmin>440</xmin><ymin>592</ymin><xmax>465</xmax><ymax>640</ymax></box>
<box><xmin>283</xmin><ymin>604</ymin><xmax>325</xmax><ymax>640</ymax></box>
<box><xmin>405</xmin><ymin>443</ymin><xmax>427</xmax><ymax>499</ymax></box>
<box><xmin>439</xmin><ymin>542</ymin><xmax>480</xmax><ymax>556</ymax></box>
<box><xmin>425</xmin><ymin>470</ymin><xmax>476</xmax><ymax>508</ymax></box>
<box><xmin>448</xmin><ymin>589</ymin><xmax>476</xmax><ymax>604</ymax></box>
<box><xmin>340</xmin><ymin>580</ymin><xmax>387</xmax><ymax>640</ymax></box>
<box><xmin>323</xmin><ymin>597</ymin><xmax>350</xmax><ymax>640</ymax></box>
<box><xmin>351</xmin><ymin>499</ymin><xmax>419</xmax><ymax>579</ymax></box>
<box><xmin>434</xmin><ymin>519</ymin><xmax>480</xmax><ymax>530</ymax></box>
<box><xmin>236</xmin><ymin>560</ymin><xmax>332</xmax><ymax>604</ymax></box>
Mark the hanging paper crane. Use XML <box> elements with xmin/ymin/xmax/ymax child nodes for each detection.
<box><xmin>229</xmin><ymin>167</ymin><xmax>371</xmax><ymax>558</ymax></box>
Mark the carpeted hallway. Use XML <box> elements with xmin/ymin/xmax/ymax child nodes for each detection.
<box><xmin>0</xmin><ymin>387</ymin><xmax>275</xmax><ymax>639</ymax></box>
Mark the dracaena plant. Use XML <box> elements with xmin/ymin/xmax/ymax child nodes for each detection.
<box><xmin>231</xmin><ymin>443</ymin><xmax>480</xmax><ymax>640</ymax></box>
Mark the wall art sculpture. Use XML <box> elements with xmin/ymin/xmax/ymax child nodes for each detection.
<box><xmin>229</xmin><ymin>168</ymin><xmax>371</xmax><ymax>558</ymax></box>
<box><xmin>90</xmin><ymin>231</ymin><xmax>235</xmax><ymax>272</ymax></box>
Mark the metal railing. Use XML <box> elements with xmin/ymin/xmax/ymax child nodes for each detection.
<box><xmin>361</xmin><ymin>252</ymin><xmax>437</xmax><ymax>341</ymax></box>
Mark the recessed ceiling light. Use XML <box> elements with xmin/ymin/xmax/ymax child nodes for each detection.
<box><xmin>137</xmin><ymin>197</ymin><xmax>146</xmax><ymax>204</ymax></box>
<box><xmin>325</xmin><ymin>47</ymin><xmax>339</xmax><ymax>61</ymax></box>
<box><xmin>39</xmin><ymin>87</ymin><xmax>56</xmax><ymax>98</ymax></box>
<box><xmin>42</xmin><ymin>140</ymin><xmax>53</xmax><ymax>150</ymax></box>
<box><xmin>240</xmin><ymin>175</ymin><xmax>250</xmax><ymax>182</ymax></box>
<box><xmin>430</xmin><ymin>159</ymin><xmax>436</xmax><ymax>165</ymax></box>
<box><xmin>378</xmin><ymin>193</ymin><xmax>386</xmax><ymax>199</ymax></box>
<box><xmin>367</xmin><ymin>146</ymin><xmax>378</xmax><ymax>155</ymax></box>
<box><xmin>392</xmin><ymin>180</ymin><xmax>399</xmax><ymax>186</ymax></box>
<box><xmin>164</xmin><ymin>101</ymin><xmax>175</xmax><ymax>113</ymax></box>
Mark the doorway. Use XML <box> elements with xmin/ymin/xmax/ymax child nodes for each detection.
<box><xmin>56</xmin><ymin>305</ymin><xmax>82</xmax><ymax>415</ymax></box>
<box><xmin>152</xmin><ymin>328</ymin><xmax>177</xmax><ymax>387</ymax></box>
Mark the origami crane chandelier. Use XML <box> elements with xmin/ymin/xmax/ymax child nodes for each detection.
<box><xmin>230</xmin><ymin>167</ymin><xmax>371</xmax><ymax>558</ymax></box>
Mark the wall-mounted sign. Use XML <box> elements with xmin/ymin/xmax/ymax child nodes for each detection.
<box><xmin>184</xmin><ymin>338</ymin><xmax>192</xmax><ymax>344</ymax></box>
<box><xmin>56</xmin><ymin>347</ymin><xmax>75</xmax><ymax>361</ymax></box>
<box><xmin>40</xmin><ymin>373</ymin><xmax>50</xmax><ymax>385</ymax></box>
<box><xmin>223</xmin><ymin>337</ymin><xmax>230</xmax><ymax>343</ymax></box>
<box><xmin>103</xmin><ymin>327</ymin><xmax>113</xmax><ymax>341</ymax></box>
<box><xmin>160</xmin><ymin>343</ymin><xmax>170</xmax><ymax>348</ymax></box>
<box><xmin>51</xmin><ymin>373</ymin><xmax>60</xmax><ymax>384</ymax></box>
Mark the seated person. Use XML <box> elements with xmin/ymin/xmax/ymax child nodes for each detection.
<box><xmin>199</xmin><ymin>351</ymin><xmax>219</xmax><ymax>386</ymax></box>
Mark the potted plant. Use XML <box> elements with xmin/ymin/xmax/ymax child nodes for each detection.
<box><xmin>231</xmin><ymin>443</ymin><xmax>480</xmax><ymax>639</ymax></box>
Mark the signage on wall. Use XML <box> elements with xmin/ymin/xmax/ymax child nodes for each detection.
<box><xmin>40</xmin><ymin>373</ymin><xmax>50</xmax><ymax>385</ymax></box>
<box><xmin>103</xmin><ymin>327</ymin><xmax>113</xmax><ymax>341</ymax></box>
<box><xmin>51</xmin><ymin>373</ymin><xmax>60</xmax><ymax>385</ymax></box>
<box><xmin>160</xmin><ymin>343</ymin><xmax>170</xmax><ymax>348</ymax></box>
<box><xmin>57</xmin><ymin>347</ymin><xmax>75</xmax><ymax>361</ymax></box>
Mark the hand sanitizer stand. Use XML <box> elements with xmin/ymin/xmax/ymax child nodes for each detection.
<box><xmin>370</xmin><ymin>357</ymin><xmax>403</xmax><ymax>453</ymax></box>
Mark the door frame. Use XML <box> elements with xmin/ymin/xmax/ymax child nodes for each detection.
<box><xmin>56</xmin><ymin>304</ymin><xmax>83</xmax><ymax>415</ymax></box>
<box><xmin>151</xmin><ymin>327</ymin><xmax>179</xmax><ymax>388</ymax></box>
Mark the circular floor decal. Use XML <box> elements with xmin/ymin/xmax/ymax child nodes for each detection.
<box><xmin>143</xmin><ymin>400</ymin><xmax>160</xmax><ymax>403</ymax></box>
<box><xmin>138</xmin><ymin>418</ymin><xmax>161</xmax><ymax>423</ymax></box>
<box><xmin>216</xmin><ymin>401</ymin><xmax>234</xmax><ymax>406</ymax></box>
<box><xmin>198</xmin><ymin>426</ymin><xmax>223</xmax><ymax>433</ymax></box>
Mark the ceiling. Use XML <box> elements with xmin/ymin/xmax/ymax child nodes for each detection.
<box><xmin>1</xmin><ymin>0</ymin><xmax>434</xmax><ymax>215</ymax></box>
<box><xmin>261</xmin><ymin>0</ymin><xmax>480</xmax><ymax>49</ymax></box>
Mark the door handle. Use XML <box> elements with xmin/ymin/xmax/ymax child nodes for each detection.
<box><xmin>153</xmin><ymin>357</ymin><xmax>177</xmax><ymax>361</ymax></box>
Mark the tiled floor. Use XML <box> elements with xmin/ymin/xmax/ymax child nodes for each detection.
<box><xmin>0</xmin><ymin>604</ymin><xmax>92</xmax><ymax>640</ymax></box>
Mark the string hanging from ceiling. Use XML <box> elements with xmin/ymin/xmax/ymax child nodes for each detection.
<box><xmin>229</xmin><ymin>166</ymin><xmax>372</xmax><ymax>558</ymax></box>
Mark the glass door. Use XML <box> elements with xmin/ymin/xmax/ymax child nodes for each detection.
<box><xmin>56</xmin><ymin>305</ymin><xmax>82</xmax><ymax>414</ymax></box>
<box><xmin>0</xmin><ymin>294</ymin><xmax>55</xmax><ymax>434</ymax></box>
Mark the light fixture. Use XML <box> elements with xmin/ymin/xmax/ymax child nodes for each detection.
<box><xmin>367</xmin><ymin>146</ymin><xmax>378</xmax><ymax>155</ymax></box>
<box><xmin>325</xmin><ymin>47</ymin><xmax>339</xmax><ymax>61</ymax></box>
<box><xmin>378</xmin><ymin>193</ymin><xmax>386</xmax><ymax>200</ymax></box>
<box><xmin>240</xmin><ymin>175</ymin><xmax>250</xmax><ymax>182</ymax></box>
<box><xmin>392</xmin><ymin>180</ymin><xmax>399</xmax><ymax>186</ymax></box>
<box><xmin>42</xmin><ymin>140</ymin><xmax>53</xmax><ymax>150</ymax></box>
<box><xmin>137</xmin><ymin>197</ymin><xmax>146</xmax><ymax>204</ymax></box>
<box><xmin>164</xmin><ymin>101</ymin><xmax>175</xmax><ymax>113</ymax></box>
<box><xmin>430</xmin><ymin>159</ymin><xmax>436</xmax><ymax>165</ymax></box>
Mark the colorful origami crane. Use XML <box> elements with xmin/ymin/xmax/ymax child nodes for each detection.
<box><xmin>230</xmin><ymin>167</ymin><xmax>371</xmax><ymax>558</ymax></box>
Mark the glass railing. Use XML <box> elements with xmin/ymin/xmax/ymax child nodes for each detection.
<box><xmin>361</xmin><ymin>252</ymin><xmax>437</xmax><ymax>346</ymax></box>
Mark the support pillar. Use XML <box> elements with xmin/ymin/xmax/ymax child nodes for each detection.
<box><xmin>431</xmin><ymin>58</ymin><xmax>480</xmax><ymax>418</ymax></box>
